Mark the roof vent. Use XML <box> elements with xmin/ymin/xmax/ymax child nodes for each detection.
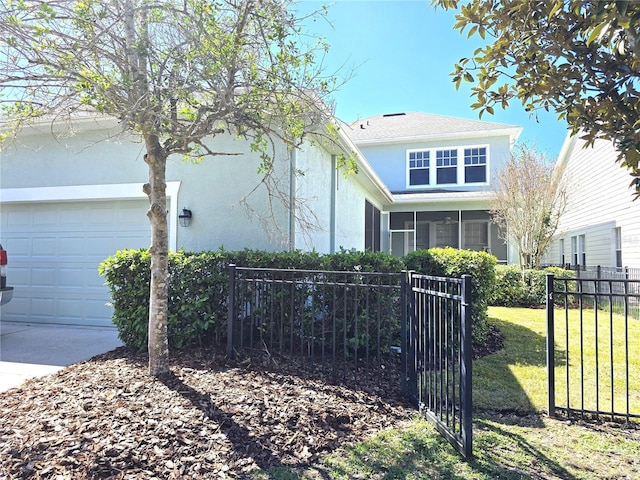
<box><xmin>382</xmin><ymin>112</ymin><xmax>406</xmax><ymax>117</ymax></box>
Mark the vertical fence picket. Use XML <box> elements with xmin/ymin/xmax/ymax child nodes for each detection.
<box><xmin>546</xmin><ymin>273</ymin><xmax>556</xmax><ymax>417</ymax></box>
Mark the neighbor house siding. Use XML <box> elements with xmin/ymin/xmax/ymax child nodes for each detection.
<box><xmin>549</xmin><ymin>136</ymin><xmax>640</xmax><ymax>268</ymax></box>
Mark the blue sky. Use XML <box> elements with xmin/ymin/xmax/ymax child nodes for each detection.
<box><xmin>297</xmin><ymin>1</ymin><xmax>569</xmax><ymax>158</ymax></box>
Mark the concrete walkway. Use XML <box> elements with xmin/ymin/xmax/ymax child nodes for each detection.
<box><xmin>0</xmin><ymin>322</ymin><xmax>123</xmax><ymax>392</ymax></box>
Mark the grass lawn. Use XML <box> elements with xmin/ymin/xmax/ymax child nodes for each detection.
<box><xmin>259</xmin><ymin>306</ymin><xmax>640</xmax><ymax>479</ymax></box>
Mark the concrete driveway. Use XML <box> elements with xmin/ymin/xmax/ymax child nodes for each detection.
<box><xmin>0</xmin><ymin>322</ymin><xmax>123</xmax><ymax>392</ymax></box>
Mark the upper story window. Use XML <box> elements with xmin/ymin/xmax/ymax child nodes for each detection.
<box><xmin>464</xmin><ymin>147</ymin><xmax>487</xmax><ymax>183</ymax></box>
<box><xmin>436</xmin><ymin>149</ymin><xmax>458</xmax><ymax>185</ymax></box>
<box><xmin>408</xmin><ymin>150</ymin><xmax>430</xmax><ymax>186</ymax></box>
<box><xmin>407</xmin><ymin>145</ymin><xmax>489</xmax><ymax>188</ymax></box>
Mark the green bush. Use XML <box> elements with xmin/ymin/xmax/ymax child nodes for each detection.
<box><xmin>101</xmin><ymin>247</ymin><xmax>502</xmax><ymax>352</ymax></box>
<box><xmin>490</xmin><ymin>265</ymin><xmax>575</xmax><ymax>307</ymax></box>
<box><xmin>99</xmin><ymin>248</ymin><xmax>405</xmax><ymax>352</ymax></box>
<box><xmin>404</xmin><ymin>247</ymin><xmax>497</xmax><ymax>344</ymax></box>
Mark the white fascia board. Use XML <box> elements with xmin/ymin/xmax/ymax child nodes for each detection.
<box><xmin>0</xmin><ymin>182</ymin><xmax>181</xmax><ymax>250</ymax></box>
<box><xmin>2</xmin><ymin>113</ymin><xmax>122</xmax><ymax>137</ymax></box>
<box><xmin>352</xmin><ymin>127</ymin><xmax>523</xmax><ymax>148</ymax></box>
<box><xmin>392</xmin><ymin>190</ymin><xmax>496</xmax><ymax>205</ymax></box>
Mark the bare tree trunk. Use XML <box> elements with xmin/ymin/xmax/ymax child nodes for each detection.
<box><xmin>143</xmin><ymin>135</ymin><xmax>170</xmax><ymax>376</ymax></box>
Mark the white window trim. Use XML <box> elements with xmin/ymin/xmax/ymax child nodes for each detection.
<box><xmin>0</xmin><ymin>182</ymin><xmax>181</xmax><ymax>250</ymax></box>
<box><xmin>406</xmin><ymin>149</ymin><xmax>431</xmax><ymax>188</ymax></box>
<box><xmin>406</xmin><ymin>144</ymin><xmax>490</xmax><ymax>189</ymax></box>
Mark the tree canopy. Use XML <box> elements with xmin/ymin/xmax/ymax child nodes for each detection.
<box><xmin>433</xmin><ymin>0</ymin><xmax>640</xmax><ymax>193</ymax></box>
<box><xmin>0</xmin><ymin>0</ymin><xmax>342</xmax><ymax>375</ymax></box>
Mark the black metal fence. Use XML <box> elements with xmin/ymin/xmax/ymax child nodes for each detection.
<box><xmin>226</xmin><ymin>265</ymin><xmax>474</xmax><ymax>457</ymax></box>
<box><xmin>226</xmin><ymin>265</ymin><xmax>404</xmax><ymax>389</ymax></box>
<box><xmin>405</xmin><ymin>273</ymin><xmax>473</xmax><ymax>458</ymax></box>
<box><xmin>547</xmin><ymin>265</ymin><xmax>640</xmax><ymax>321</ymax></box>
<box><xmin>546</xmin><ymin>274</ymin><xmax>640</xmax><ymax>422</ymax></box>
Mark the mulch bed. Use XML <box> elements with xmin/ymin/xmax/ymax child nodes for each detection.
<box><xmin>0</xmin><ymin>346</ymin><xmax>414</xmax><ymax>479</ymax></box>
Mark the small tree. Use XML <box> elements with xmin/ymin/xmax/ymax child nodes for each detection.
<box><xmin>0</xmin><ymin>0</ymin><xmax>344</xmax><ymax>376</ymax></box>
<box><xmin>490</xmin><ymin>143</ymin><xmax>568</xmax><ymax>270</ymax></box>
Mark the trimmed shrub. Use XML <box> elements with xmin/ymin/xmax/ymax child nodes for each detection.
<box><xmin>101</xmin><ymin>247</ymin><xmax>500</xmax><ymax>351</ymax></box>
<box><xmin>490</xmin><ymin>264</ymin><xmax>575</xmax><ymax>307</ymax></box>
<box><xmin>404</xmin><ymin>247</ymin><xmax>497</xmax><ymax>344</ymax></box>
<box><xmin>99</xmin><ymin>248</ymin><xmax>405</xmax><ymax>351</ymax></box>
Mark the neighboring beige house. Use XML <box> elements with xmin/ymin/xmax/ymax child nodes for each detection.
<box><xmin>545</xmin><ymin>134</ymin><xmax>640</xmax><ymax>269</ymax></box>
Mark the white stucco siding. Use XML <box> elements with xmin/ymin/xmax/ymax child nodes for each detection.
<box><xmin>334</xmin><ymin>171</ymin><xmax>368</xmax><ymax>252</ymax></box>
<box><xmin>291</xmin><ymin>141</ymin><xmax>378</xmax><ymax>253</ymax></box>
<box><xmin>291</xmin><ymin>142</ymin><xmax>332</xmax><ymax>252</ymax></box>
<box><xmin>167</xmin><ymin>136</ymin><xmax>292</xmax><ymax>252</ymax></box>
<box><xmin>0</xmin><ymin>123</ymin><xmax>293</xmax><ymax>253</ymax></box>
<box><xmin>358</xmin><ymin>135</ymin><xmax>513</xmax><ymax>193</ymax></box>
<box><xmin>549</xmin><ymin>137</ymin><xmax>640</xmax><ymax>268</ymax></box>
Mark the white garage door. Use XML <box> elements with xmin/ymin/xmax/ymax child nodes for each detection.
<box><xmin>1</xmin><ymin>200</ymin><xmax>151</xmax><ymax>326</ymax></box>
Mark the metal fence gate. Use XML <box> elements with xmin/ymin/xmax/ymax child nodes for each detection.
<box><xmin>404</xmin><ymin>272</ymin><xmax>473</xmax><ymax>458</ymax></box>
<box><xmin>546</xmin><ymin>273</ymin><xmax>640</xmax><ymax>422</ymax></box>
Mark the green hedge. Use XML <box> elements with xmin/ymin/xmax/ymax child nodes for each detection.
<box><xmin>99</xmin><ymin>248</ymin><xmax>406</xmax><ymax>351</ymax></box>
<box><xmin>490</xmin><ymin>265</ymin><xmax>575</xmax><ymax>307</ymax></box>
<box><xmin>405</xmin><ymin>247</ymin><xmax>497</xmax><ymax>343</ymax></box>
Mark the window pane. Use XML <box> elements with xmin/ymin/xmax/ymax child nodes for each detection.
<box><xmin>437</xmin><ymin>167</ymin><xmax>457</xmax><ymax>184</ymax></box>
<box><xmin>465</xmin><ymin>165</ymin><xmax>486</xmax><ymax>183</ymax></box>
<box><xmin>464</xmin><ymin>222</ymin><xmax>488</xmax><ymax>251</ymax></box>
<box><xmin>435</xmin><ymin>222</ymin><xmax>459</xmax><ymax>248</ymax></box>
<box><xmin>464</xmin><ymin>147</ymin><xmax>486</xmax><ymax>165</ymax></box>
<box><xmin>410</xmin><ymin>168</ymin><xmax>429</xmax><ymax>185</ymax></box>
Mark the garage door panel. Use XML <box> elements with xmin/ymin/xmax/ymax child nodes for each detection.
<box><xmin>6</xmin><ymin>237</ymin><xmax>31</xmax><ymax>255</ymax></box>
<box><xmin>58</xmin><ymin>268</ymin><xmax>84</xmax><ymax>287</ymax></box>
<box><xmin>59</xmin><ymin>237</ymin><xmax>85</xmax><ymax>255</ymax></box>
<box><xmin>1</xmin><ymin>199</ymin><xmax>151</xmax><ymax>326</ymax></box>
<box><xmin>33</xmin><ymin>209</ymin><xmax>60</xmax><ymax>226</ymax></box>
<box><xmin>10</xmin><ymin>267</ymin><xmax>29</xmax><ymax>286</ymax></box>
<box><xmin>32</xmin><ymin>268</ymin><xmax>56</xmax><ymax>287</ymax></box>
<box><xmin>32</xmin><ymin>297</ymin><xmax>56</xmax><ymax>317</ymax></box>
<box><xmin>33</xmin><ymin>237</ymin><xmax>57</xmax><ymax>255</ymax></box>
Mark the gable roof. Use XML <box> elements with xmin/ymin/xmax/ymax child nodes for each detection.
<box><xmin>344</xmin><ymin>112</ymin><xmax>521</xmax><ymax>145</ymax></box>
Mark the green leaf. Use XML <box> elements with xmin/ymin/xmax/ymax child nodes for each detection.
<box><xmin>586</xmin><ymin>22</ymin><xmax>607</xmax><ymax>46</ymax></box>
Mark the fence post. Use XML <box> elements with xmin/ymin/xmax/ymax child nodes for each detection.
<box><xmin>546</xmin><ymin>273</ymin><xmax>556</xmax><ymax>417</ymax></box>
<box><xmin>460</xmin><ymin>274</ymin><xmax>473</xmax><ymax>458</ymax></box>
<box><xmin>227</xmin><ymin>264</ymin><xmax>236</xmax><ymax>359</ymax></box>
<box><xmin>400</xmin><ymin>271</ymin><xmax>409</xmax><ymax>397</ymax></box>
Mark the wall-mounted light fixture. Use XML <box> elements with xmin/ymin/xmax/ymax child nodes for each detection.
<box><xmin>444</xmin><ymin>216</ymin><xmax>452</xmax><ymax>224</ymax></box>
<box><xmin>178</xmin><ymin>208</ymin><xmax>192</xmax><ymax>227</ymax></box>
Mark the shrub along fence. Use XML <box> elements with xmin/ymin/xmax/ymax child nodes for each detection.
<box><xmin>490</xmin><ymin>264</ymin><xmax>575</xmax><ymax>307</ymax></box>
<box><xmin>226</xmin><ymin>265</ymin><xmax>404</xmax><ymax>389</ymax></box>
<box><xmin>100</xmin><ymin>247</ymin><xmax>495</xmax><ymax>352</ymax></box>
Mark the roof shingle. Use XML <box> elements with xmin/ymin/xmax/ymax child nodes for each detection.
<box><xmin>344</xmin><ymin>112</ymin><xmax>520</xmax><ymax>143</ymax></box>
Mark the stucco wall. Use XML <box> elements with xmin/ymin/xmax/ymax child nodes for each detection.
<box><xmin>292</xmin><ymin>141</ymin><xmax>380</xmax><ymax>253</ymax></box>
<box><xmin>0</xmin><ymin>118</ymin><xmax>387</xmax><ymax>255</ymax></box>
<box><xmin>0</xmin><ymin>120</ymin><xmax>295</xmax><ymax>252</ymax></box>
<box><xmin>359</xmin><ymin>135</ymin><xmax>513</xmax><ymax>193</ymax></box>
